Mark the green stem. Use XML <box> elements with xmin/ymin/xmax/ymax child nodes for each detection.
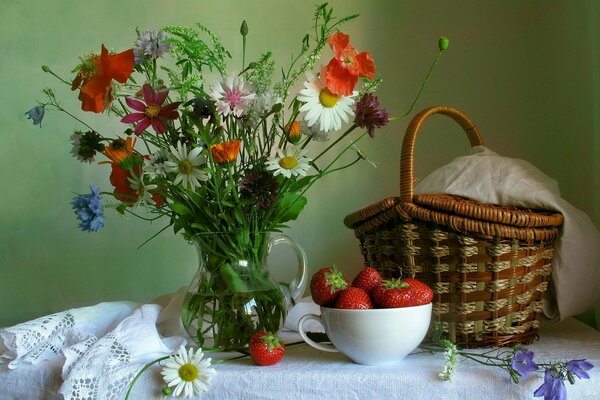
<box><xmin>124</xmin><ymin>356</ymin><xmax>170</xmax><ymax>400</ymax></box>
<box><xmin>400</xmin><ymin>48</ymin><xmax>445</xmax><ymax>119</ymax></box>
<box><xmin>42</xmin><ymin>66</ymin><xmax>72</xmax><ymax>86</ymax></box>
<box><xmin>312</xmin><ymin>125</ymin><xmax>357</xmax><ymax>163</ymax></box>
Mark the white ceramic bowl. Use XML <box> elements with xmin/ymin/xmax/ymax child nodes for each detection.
<box><xmin>298</xmin><ymin>303</ymin><xmax>432</xmax><ymax>366</ymax></box>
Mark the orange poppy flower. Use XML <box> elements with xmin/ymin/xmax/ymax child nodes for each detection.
<box><xmin>71</xmin><ymin>45</ymin><xmax>135</xmax><ymax>113</ymax></box>
<box><xmin>324</xmin><ymin>32</ymin><xmax>376</xmax><ymax>96</ymax></box>
<box><xmin>101</xmin><ymin>137</ymin><xmax>136</xmax><ymax>165</ymax></box>
<box><xmin>211</xmin><ymin>140</ymin><xmax>241</xmax><ymax>164</ymax></box>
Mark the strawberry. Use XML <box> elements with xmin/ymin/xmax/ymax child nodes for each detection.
<box><xmin>373</xmin><ymin>278</ymin><xmax>433</xmax><ymax>308</ymax></box>
<box><xmin>310</xmin><ymin>266</ymin><xmax>349</xmax><ymax>306</ymax></box>
<box><xmin>334</xmin><ymin>287</ymin><xmax>373</xmax><ymax>309</ymax></box>
<box><xmin>351</xmin><ymin>267</ymin><xmax>382</xmax><ymax>294</ymax></box>
<box><xmin>249</xmin><ymin>331</ymin><xmax>285</xmax><ymax>366</ymax></box>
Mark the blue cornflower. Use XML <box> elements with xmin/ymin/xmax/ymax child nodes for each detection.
<box><xmin>25</xmin><ymin>106</ymin><xmax>45</xmax><ymax>127</ymax></box>
<box><xmin>71</xmin><ymin>186</ymin><xmax>104</xmax><ymax>232</ymax></box>
<box><xmin>566</xmin><ymin>359</ymin><xmax>593</xmax><ymax>380</ymax></box>
<box><xmin>511</xmin><ymin>349</ymin><xmax>539</xmax><ymax>380</ymax></box>
<box><xmin>534</xmin><ymin>369</ymin><xmax>567</xmax><ymax>400</ymax></box>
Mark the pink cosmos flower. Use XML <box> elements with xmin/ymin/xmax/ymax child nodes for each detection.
<box><xmin>121</xmin><ymin>84</ymin><xmax>181</xmax><ymax>135</ymax></box>
<box><xmin>210</xmin><ymin>75</ymin><xmax>256</xmax><ymax>117</ymax></box>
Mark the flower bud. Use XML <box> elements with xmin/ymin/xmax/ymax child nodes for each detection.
<box><xmin>240</xmin><ymin>20</ymin><xmax>249</xmax><ymax>37</ymax></box>
<box><xmin>41</xmin><ymin>65</ymin><xmax>51</xmax><ymax>72</ymax></box>
<box><xmin>162</xmin><ymin>386</ymin><xmax>173</xmax><ymax>396</ymax></box>
<box><xmin>285</xmin><ymin>121</ymin><xmax>302</xmax><ymax>144</ymax></box>
<box><xmin>439</xmin><ymin>37</ymin><xmax>449</xmax><ymax>51</ymax></box>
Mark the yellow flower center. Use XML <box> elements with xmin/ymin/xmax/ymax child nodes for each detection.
<box><xmin>145</xmin><ymin>104</ymin><xmax>161</xmax><ymax>118</ymax></box>
<box><xmin>279</xmin><ymin>156</ymin><xmax>298</xmax><ymax>170</ymax></box>
<box><xmin>178</xmin><ymin>363</ymin><xmax>199</xmax><ymax>382</ymax></box>
<box><xmin>319</xmin><ymin>88</ymin><xmax>339</xmax><ymax>108</ymax></box>
<box><xmin>178</xmin><ymin>160</ymin><xmax>193</xmax><ymax>174</ymax></box>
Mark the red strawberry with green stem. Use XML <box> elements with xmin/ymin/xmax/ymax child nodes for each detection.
<box><xmin>310</xmin><ymin>266</ymin><xmax>349</xmax><ymax>306</ymax></box>
<box><xmin>373</xmin><ymin>278</ymin><xmax>433</xmax><ymax>308</ymax></box>
<box><xmin>335</xmin><ymin>287</ymin><xmax>374</xmax><ymax>309</ymax></box>
<box><xmin>249</xmin><ymin>331</ymin><xmax>285</xmax><ymax>366</ymax></box>
<box><xmin>351</xmin><ymin>267</ymin><xmax>382</xmax><ymax>294</ymax></box>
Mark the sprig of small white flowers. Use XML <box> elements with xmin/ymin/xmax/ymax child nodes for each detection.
<box><xmin>439</xmin><ymin>339</ymin><xmax>458</xmax><ymax>381</ymax></box>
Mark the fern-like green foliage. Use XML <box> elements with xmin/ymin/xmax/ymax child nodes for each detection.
<box><xmin>163</xmin><ymin>23</ymin><xmax>231</xmax><ymax>82</ymax></box>
<box><xmin>161</xmin><ymin>66</ymin><xmax>202</xmax><ymax>101</ymax></box>
<box><xmin>245</xmin><ymin>52</ymin><xmax>275</xmax><ymax>95</ymax></box>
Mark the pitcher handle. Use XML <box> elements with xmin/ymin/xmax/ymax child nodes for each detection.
<box><xmin>269</xmin><ymin>233</ymin><xmax>308</xmax><ymax>306</ymax></box>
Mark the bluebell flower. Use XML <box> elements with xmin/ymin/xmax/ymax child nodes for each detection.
<box><xmin>534</xmin><ymin>369</ymin><xmax>567</xmax><ymax>400</ymax></box>
<box><xmin>511</xmin><ymin>350</ymin><xmax>539</xmax><ymax>380</ymax></box>
<box><xmin>71</xmin><ymin>186</ymin><xmax>104</xmax><ymax>232</ymax></box>
<box><xmin>25</xmin><ymin>106</ymin><xmax>45</xmax><ymax>127</ymax></box>
<box><xmin>566</xmin><ymin>359</ymin><xmax>593</xmax><ymax>380</ymax></box>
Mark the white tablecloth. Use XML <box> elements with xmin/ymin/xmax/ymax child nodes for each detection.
<box><xmin>1</xmin><ymin>318</ymin><xmax>599</xmax><ymax>400</ymax></box>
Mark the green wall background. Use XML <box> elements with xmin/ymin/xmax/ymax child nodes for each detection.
<box><xmin>1</xmin><ymin>0</ymin><xmax>598</xmax><ymax>327</ymax></box>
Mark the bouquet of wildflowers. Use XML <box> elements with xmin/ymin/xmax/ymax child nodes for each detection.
<box><xmin>27</xmin><ymin>4</ymin><xmax>445</xmax><ymax>350</ymax></box>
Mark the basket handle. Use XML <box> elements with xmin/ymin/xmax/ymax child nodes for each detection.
<box><xmin>400</xmin><ymin>106</ymin><xmax>485</xmax><ymax>203</ymax></box>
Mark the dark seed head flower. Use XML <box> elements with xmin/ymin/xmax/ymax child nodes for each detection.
<box><xmin>71</xmin><ymin>186</ymin><xmax>105</xmax><ymax>232</ymax></box>
<box><xmin>25</xmin><ymin>106</ymin><xmax>45</xmax><ymax>127</ymax></box>
<box><xmin>70</xmin><ymin>130</ymin><xmax>105</xmax><ymax>163</ymax></box>
<box><xmin>187</xmin><ymin>97</ymin><xmax>217</xmax><ymax>121</ymax></box>
<box><xmin>240</xmin><ymin>170</ymin><xmax>279</xmax><ymax>210</ymax></box>
<box><xmin>354</xmin><ymin>93</ymin><xmax>389</xmax><ymax>138</ymax></box>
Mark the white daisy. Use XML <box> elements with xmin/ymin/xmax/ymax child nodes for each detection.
<box><xmin>144</xmin><ymin>149</ymin><xmax>170</xmax><ymax>179</ymax></box>
<box><xmin>161</xmin><ymin>345</ymin><xmax>216</xmax><ymax>398</ymax></box>
<box><xmin>164</xmin><ymin>142</ymin><xmax>209</xmax><ymax>190</ymax></box>
<box><xmin>127</xmin><ymin>172</ymin><xmax>158</xmax><ymax>209</ymax></box>
<box><xmin>266</xmin><ymin>147</ymin><xmax>312</xmax><ymax>178</ymax></box>
<box><xmin>297</xmin><ymin>71</ymin><xmax>355</xmax><ymax>133</ymax></box>
<box><xmin>210</xmin><ymin>75</ymin><xmax>256</xmax><ymax>117</ymax></box>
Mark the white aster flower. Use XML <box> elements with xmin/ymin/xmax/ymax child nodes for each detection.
<box><xmin>127</xmin><ymin>172</ymin><xmax>158</xmax><ymax>209</ymax></box>
<box><xmin>134</xmin><ymin>30</ymin><xmax>171</xmax><ymax>62</ymax></box>
<box><xmin>164</xmin><ymin>142</ymin><xmax>209</xmax><ymax>190</ymax></box>
<box><xmin>266</xmin><ymin>147</ymin><xmax>312</xmax><ymax>178</ymax></box>
<box><xmin>298</xmin><ymin>118</ymin><xmax>330</xmax><ymax>142</ymax></box>
<box><xmin>254</xmin><ymin>91</ymin><xmax>283</xmax><ymax>115</ymax></box>
<box><xmin>144</xmin><ymin>149</ymin><xmax>169</xmax><ymax>179</ymax></box>
<box><xmin>161</xmin><ymin>345</ymin><xmax>216</xmax><ymax>398</ymax></box>
<box><xmin>210</xmin><ymin>75</ymin><xmax>256</xmax><ymax>117</ymax></box>
<box><xmin>297</xmin><ymin>71</ymin><xmax>355</xmax><ymax>133</ymax></box>
<box><xmin>439</xmin><ymin>340</ymin><xmax>458</xmax><ymax>381</ymax></box>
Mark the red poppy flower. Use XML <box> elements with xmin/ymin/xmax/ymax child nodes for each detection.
<box><xmin>71</xmin><ymin>45</ymin><xmax>135</xmax><ymax>113</ymax></box>
<box><xmin>324</xmin><ymin>32</ymin><xmax>376</xmax><ymax>96</ymax></box>
<box><xmin>121</xmin><ymin>84</ymin><xmax>181</xmax><ymax>135</ymax></box>
<box><xmin>108</xmin><ymin>162</ymin><xmax>165</xmax><ymax>207</ymax></box>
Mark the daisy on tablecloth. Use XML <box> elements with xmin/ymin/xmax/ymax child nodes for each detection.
<box><xmin>160</xmin><ymin>345</ymin><xmax>216</xmax><ymax>398</ymax></box>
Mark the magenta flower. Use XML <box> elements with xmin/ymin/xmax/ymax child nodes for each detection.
<box><xmin>121</xmin><ymin>84</ymin><xmax>181</xmax><ymax>135</ymax></box>
<box><xmin>354</xmin><ymin>93</ymin><xmax>389</xmax><ymax>138</ymax></box>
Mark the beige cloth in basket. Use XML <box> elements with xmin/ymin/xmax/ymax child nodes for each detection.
<box><xmin>414</xmin><ymin>146</ymin><xmax>600</xmax><ymax>320</ymax></box>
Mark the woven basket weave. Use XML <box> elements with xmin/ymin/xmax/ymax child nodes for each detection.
<box><xmin>344</xmin><ymin>106</ymin><xmax>563</xmax><ymax>348</ymax></box>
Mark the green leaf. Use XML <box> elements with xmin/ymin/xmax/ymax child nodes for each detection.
<box><xmin>168</xmin><ymin>203</ymin><xmax>192</xmax><ymax>215</ymax></box>
<box><xmin>219</xmin><ymin>263</ymin><xmax>249</xmax><ymax>293</ymax></box>
<box><xmin>274</xmin><ymin>192</ymin><xmax>307</xmax><ymax>223</ymax></box>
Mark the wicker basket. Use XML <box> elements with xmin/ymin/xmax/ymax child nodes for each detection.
<box><xmin>344</xmin><ymin>106</ymin><xmax>564</xmax><ymax>348</ymax></box>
